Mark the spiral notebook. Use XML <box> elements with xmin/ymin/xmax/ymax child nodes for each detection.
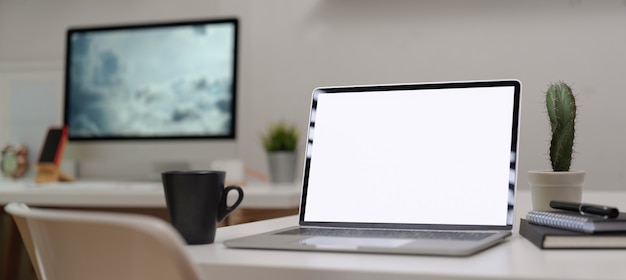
<box><xmin>224</xmin><ymin>80</ymin><xmax>522</xmax><ymax>256</ymax></box>
<box><xmin>526</xmin><ymin>210</ymin><xmax>626</xmax><ymax>233</ymax></box>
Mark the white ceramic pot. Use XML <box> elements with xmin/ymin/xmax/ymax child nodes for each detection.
<box><xmin>527</xmin><ymin>170</ymin><xmax>585</xmax><ymax>211</ymax></box>
<box><xmin>267</xmin><ymin>151</ymin><xmax>297</xmax><ymax>183</ymax></box>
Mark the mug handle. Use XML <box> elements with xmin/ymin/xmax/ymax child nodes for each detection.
<box><xmin>217</xmin><ymin>185</ymin><xmax>244</xmax><ymax>222</ymax></box>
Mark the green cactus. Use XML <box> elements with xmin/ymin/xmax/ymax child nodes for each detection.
<box><xmin>546</xmin><ymin>81</ymin><xmax>577</xmax><ymax>171</ymax></box>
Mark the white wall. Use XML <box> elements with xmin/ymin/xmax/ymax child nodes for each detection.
<box><xmin>1</xmin><ymin>0</ymin><xmax>626</xmax><ymax>189</ymax></box>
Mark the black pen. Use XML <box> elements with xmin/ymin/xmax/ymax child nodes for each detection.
<box><xmin>550</xmin><ymin>200</ymin><xmax>620</xmax><ymax>218</ymax></box>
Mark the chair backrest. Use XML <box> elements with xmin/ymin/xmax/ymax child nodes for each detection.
<box><xmin>4</xmin><ymin>203</ymin><xmax>206</xmax><ymax>280</ymax></box>
<box><xmin>10</xmin><ymin>209</ymin><xmax>43</xmax><ymax>280</ymax></box>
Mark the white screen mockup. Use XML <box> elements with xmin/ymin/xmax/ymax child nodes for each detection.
<box><xmin>303</xmin><ymin>86</ymin><xmax>516</xmax><ymax>226</ymax></box>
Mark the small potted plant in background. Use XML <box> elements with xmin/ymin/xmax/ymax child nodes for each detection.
<box><xmin>528</xmin><ymin>81</ymin><xmax>585</xmax><ymax>211</ymax></box>
<box><xmin>262</xmin><ymin>121</ymin><xmax>300</xmax><ymax>183</ymax></box>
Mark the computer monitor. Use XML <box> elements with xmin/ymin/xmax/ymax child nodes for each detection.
<box><xmin>62</xmin><ymin>18</ymin><xmax>239</xmax><ymax>179</ymax></box>
<box><xmin>64</xmin><ymin>18</ymin><xmax>238</xmax><ymax>140</ymax></box>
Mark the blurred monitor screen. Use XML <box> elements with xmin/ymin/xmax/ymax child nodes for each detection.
<box><xmin>64</xmin><ymin>18</ymin><xmax>238</xmax><ymax>141</ymax></box>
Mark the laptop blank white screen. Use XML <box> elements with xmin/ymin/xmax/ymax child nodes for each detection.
<box><xmin>303</xmin><ymin>84</ymin><xmax>518</xmax><ymax>227</ymax></box>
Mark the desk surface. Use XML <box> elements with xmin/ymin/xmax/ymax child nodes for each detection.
<box><xmin>0</xmin><ymin>181</ymin><xmax>301</xmax><ymax>208</ymax></box>
<box><xmin>187</xmin><ymin>190</ymin><xmax>626</xmax><ymax>280</ymax></box>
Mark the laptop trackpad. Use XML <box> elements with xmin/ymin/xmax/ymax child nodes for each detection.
<box><xmin>301</xmin><ymin>237</ymin><xmax>413</xmax><ymax>249</ymax></box>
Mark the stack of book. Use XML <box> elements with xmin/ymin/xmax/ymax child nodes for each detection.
<box><xmin>520</xmin><ymin>210</ymin><xmax>626</xmax><ymax>249</ymax></box>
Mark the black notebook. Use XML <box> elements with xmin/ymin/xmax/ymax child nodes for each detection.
<box><xmin>519</xmin><ymin>219</ymin><xmax>626</xmax><ymax>249</ymax></box>
<box><xmin>526</xmin><ymin>210</ymin><xmax>626</xmax><ymax>233</ymax></box>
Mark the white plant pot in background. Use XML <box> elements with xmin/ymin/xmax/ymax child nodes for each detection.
<box><xmin>528</xmin><ymin>170</ymin><xmax>585</xmax><ymax>211</ymax></box>
<box><xmin>267</xmin><ymin>151</ymin><xmax>297</xmax><ymax>183</ymax></box>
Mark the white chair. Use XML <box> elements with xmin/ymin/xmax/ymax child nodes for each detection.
<box><xmin>8</xmin><ymin>207</ymin><xmax>43</xmax><ymax>280</ymax></box>
<box><xmin>4</xmin><ymin>203</ymin><xmax>206</xmax><ymax>280</ymax></box>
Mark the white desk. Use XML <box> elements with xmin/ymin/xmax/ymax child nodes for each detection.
<box><xmin>0</xmin><ymin>181</ymin><xmax>301</xmax><ymax>208</ymax></box>
<box><xmin>187</xmin><ymin>190</ymin><xmax>626</xmax><ymax>280</ymax></box>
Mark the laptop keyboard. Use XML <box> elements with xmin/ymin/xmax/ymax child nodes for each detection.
<box><xmin>276</xmin><ymin>228</ymin><xmax>496</xmax><ymax>241</ymax></box>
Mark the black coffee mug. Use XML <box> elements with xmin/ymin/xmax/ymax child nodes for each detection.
<box><xmin>162</xmin><ymin>170</ymin><xmax>244</xmax><ymax>244</ymax></box>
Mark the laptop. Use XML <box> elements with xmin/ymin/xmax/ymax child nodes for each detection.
<box><xmin>225</xmin><ymin>80</ymin><xmax>522</xmax><ymax>256</ymax></box>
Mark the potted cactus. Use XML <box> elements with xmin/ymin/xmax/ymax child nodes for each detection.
<box><xmin>261</xmin><ymin>121</ymin><xmax>300</xmax><ymax>183</ymax></box>
<box><xmin>528</xmin><ymin>81</ymin><xmax>585</xmax><ymax>211</ymax></box>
